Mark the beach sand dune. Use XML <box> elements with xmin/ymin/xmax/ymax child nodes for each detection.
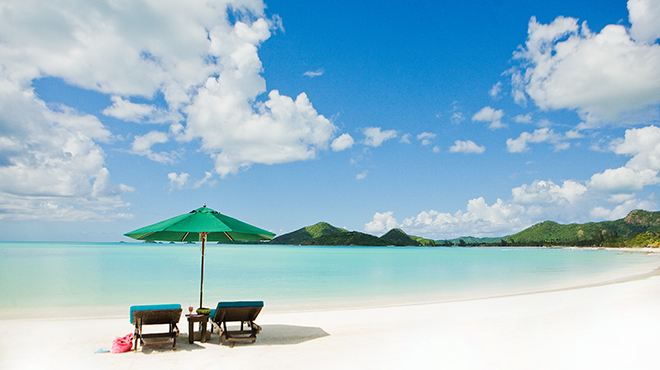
<box><xmin>2</xmin><ymin>274</ymin><xmax>660</xmax><ymax>370</ymax></box>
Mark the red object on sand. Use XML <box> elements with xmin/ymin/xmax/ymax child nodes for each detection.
<box><xmin>111</xmin><ymin>333</ymin><xmax>133</xmax><ymax>353</ymax></box>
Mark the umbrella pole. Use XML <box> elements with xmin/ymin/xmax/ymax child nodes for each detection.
<box><xmin>200</xmin><ymin>232</ymin><xmax>207</xmax><ymax>308</ymax></box>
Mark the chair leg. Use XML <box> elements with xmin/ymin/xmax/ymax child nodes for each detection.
<box><xmin>134</xmin><ymin>325</ymin><xmax>139</xmax><ymax>352</ymax></box>
<box><xmin>171</xmin><ymin>323</ymin><xmax>176</xmax><ymax>349</ymax></box>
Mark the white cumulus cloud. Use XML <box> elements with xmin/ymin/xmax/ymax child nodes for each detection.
<box><xmin>0</xmin><ymin>0</ymin><xmax>338</xmax><ymax>218</ymax></box>
<box><xmin>514</xmin><ymin>114</ymin><xmax>533</xmax><ymax>123</ymax></box>
<box><xmin>376</xmin><ymin>179</ymin><xmax>591</xmax><ymax>239</ymax></box>
<box><xmin>167</xmin><ymin>172</ymin><xmax>190</xmax><ymax>191</ymax></box>
<box><xmin>364</xmin><ymin>211</ymin><xmax>399</xmax><ymax>234</ymax></box>
<box><xmin>588</xmin><ymin>125</ymin><xmax>660</xmax><ymax>194</ymax></box>
<box><xmin>613</xmin><ymin>125</ymin><xmax>660</xmax><ymax>171</ymax></box>
<box><xmin>472</xmin><ymin>106</ymin><xmax>506</xmax><ymax>129</ymax></box>
<box><xmin>489</xmin><ymin>81</ymin><xmax>502</xmax><ymax>99</ymax></box>
<box><xmin>449</xmin><ymin>140</ymin><xmax>485</xmax><ymax>154</ymax></box>
<box><xmin>331</xmin><ymin>133</ymin><xmax>355</xmax><ymax>151</ymax></box>
<box><xmin>589</xmin><ymin>167</ymin><xmax>658</xmax><ymax>193</ymax></box>
<box><xmin>506</xmin><ymin>128</ymin><xmax>569</xmax><ymax>153</ymax></box>
<box><xmin>511</xmin><ymin>180</ymin><xmax>587</xmax><ymax>207</ymax></box>
<box><xmin>417</xmin><ymin>132</ymin><xmax>436</xmax><ymax>146</ymax></box>
<box><xmin>103</xmin><ymin>96</ymin><xmax>179</xmax><ymax>124</ymax></box>
<box><xmin>398</xmin><ymin>198</ymin><xmax>528</xmax><ymax>238</ymax></box>
<box><xmin>628</xmin><ymin>0</ymin><xmax>660</xmax><ymax>44</ymax></box>
<box><xmin>0</xmin><ymin>78</ymin><xmax>132</xmax><ymax>220</ymax></box>
<box><xmin>168</xmin><ymin>171</ymin><xmax>214</xmax><ymax>190</ymax></box>
<box><xmin>131</xmin><ymin>131</ymin><xmax>178</xmax><ymax>164</ymax></box>
<box><xmin>180</xmin><ymin>16</ymin><xmax>338</xmax><ymax>177</ymax></box>
<box><xmin>186</xmin><ymin>87</ymin><xmax>336</xmax><ymax>177</ymax></box>
<box><xmin>368</xmin><ymin>125</ymin><xmax>660</xmax><ymax>239</ymax></box>
<box><xmin>363</xmin><ymin>127</ymin><xmax>397</xmax><ymax>147</ymax></box>
<box><xmin>511</xmin><ymin>9</ymin><xmax>660</xmax><ymax>127</ymax></box>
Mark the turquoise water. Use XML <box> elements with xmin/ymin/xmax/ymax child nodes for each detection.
<box><xmin>0</xmin><ymin>242</ymin><xmax>658</xmax><ymax>317</ymax></box>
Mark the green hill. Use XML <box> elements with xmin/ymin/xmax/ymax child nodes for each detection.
<box><xmin>302</xmin><ymin>231</ymin><xmax>388</xmax><ymax>246</ymax></box>
<box><xmin>622</xmin><ymin>209</ymin><xmax>660</xmax><ymax>228</ymax></box>
<box><xmin>410</xmin><ymin>235</ymin><xmax>442</xmax><ymax>246</ymax></box>
<box><xmin>380</xmin><ymin>228</ymin><xmax>421</xmax><ymax>246</ymax></box>
<box><xmin>270</xmin><ymin>210</ymin><xmax>660</xmax><ymax>248</ymax></box>
<box><xmin>504</xmin><ymin>210</ymin><xmax>660</xmax><ymax>247</ymax></box>
<box><xmin>272</xmin><ymin>223</ymin><xmax>425</xmax><ymax>246</ymax></box>
<box><xmin>270</xmin><ymin>222</ymin><xmax>348</xmax><ymax>244</ymax></box>
<box><xmin>446</xmin><ymin>236</ymin><xmax>504</xmax><ymax>246</ymax></box>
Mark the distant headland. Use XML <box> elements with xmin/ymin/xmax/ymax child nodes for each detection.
<box><xmin>268</xmin><ymin>210</ymin><xmax>660</xmax><ymax>248</ymax></box>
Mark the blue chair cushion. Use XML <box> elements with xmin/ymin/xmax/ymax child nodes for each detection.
<box><xmin>129</xmin><ymin>304</ymin><xmax>181</xmax><ymax>324</ymax></box>
<box><xmin>210</xmin><ymin>301</ymin><xmax>263</xmax><ymax>320</ymax></box>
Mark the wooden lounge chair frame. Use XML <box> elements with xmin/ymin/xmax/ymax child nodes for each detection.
<box><xmin>130</xmin><ymin>305</ymin><xmax>182</xmax><ymax>352</ymax></box>
<box><xmin>210</xmin><ymin>301</ymin><xmax>263</xmax><ymax>346</ymax></box>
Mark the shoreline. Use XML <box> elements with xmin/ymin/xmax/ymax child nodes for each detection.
<box><xmin>3</xmin><ymin>253</ymin><xmax>660</xmax><ymax>321</ymax></box>
<box><xmin>2</xmin><ymin>269</ymin><xmax>660</xmax><ymax>369</ymax></box>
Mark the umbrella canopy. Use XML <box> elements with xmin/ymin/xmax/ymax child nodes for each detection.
<box><xmin>124</xmin><ymin>205</ymin><xmax>275</xmax><ymax>307</ymax></box>
<box><xmin>124</xmin><ymin>205</ymin><xmax>275</xmax><ymax>243</ymax></box>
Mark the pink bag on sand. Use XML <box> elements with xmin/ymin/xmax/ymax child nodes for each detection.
<box><xmin>111</xmin><ymin>333</ymin><xmax>133</xmax><ymax>353</ymax></box>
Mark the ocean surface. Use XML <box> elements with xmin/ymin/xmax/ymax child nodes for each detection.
<box><xmin>1</xmin><ymin>242</ymin><xmax>658</xmax><ymax>318</ymax></box>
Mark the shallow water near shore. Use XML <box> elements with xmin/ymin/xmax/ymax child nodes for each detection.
<box><xmin>1</xmin><ymin>242</ymin><xmax>658</xmax><ymax>318</ymax></box>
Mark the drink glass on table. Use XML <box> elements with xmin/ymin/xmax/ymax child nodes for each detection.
<box><xmin>189</xmin><ymin>304</ymin><xmax>194</xmax><ymax>314</ymax></box>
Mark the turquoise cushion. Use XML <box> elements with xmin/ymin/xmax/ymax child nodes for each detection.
<box><xmin>211</xmin><ymin>301</ymin><xmax>263</xmax><ymax>320</ymax></box>
<box><xmin>129</xmin><ymin>304</ymin><xmax>181</xmax><ymax>324</ymax></box>
<box><xmin>216</xmin><ymin>301</ymin><xmax>263</xmax><ymax>308</ymax></box>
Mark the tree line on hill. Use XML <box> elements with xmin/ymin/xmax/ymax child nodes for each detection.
<box><xmin>267</xmin><ymin>210</ymin><xmax>660</xmax><ymax>248</ymax></box>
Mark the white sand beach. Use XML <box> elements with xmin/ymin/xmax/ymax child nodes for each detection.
<box><xmin>2</xmin><ymin>260</ymin><xmax>660</xmax><ymax>370</ymax></box>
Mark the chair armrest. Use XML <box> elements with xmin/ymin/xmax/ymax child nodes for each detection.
<box><xmin>250</xmin><ymin>322</ymin><xmax>262</xmax><ymax>334</ymax></box>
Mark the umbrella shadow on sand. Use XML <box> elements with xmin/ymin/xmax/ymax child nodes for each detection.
<box><xmin>248</xmin><ymin>324</ymin><xmax>330</xmax><ymax>346</ymax></box>
<box><xmin>134</xmin><ymin>325</ymin><xmax>329</xmax><ymax>352</ymax></box>
<box><xmin>207</xmin><ymin>324</ymin><xmax>330</xmax><ymax>346</ymax></box>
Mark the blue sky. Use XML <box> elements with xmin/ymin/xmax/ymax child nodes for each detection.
<box><xmin>1</xmin><ymin>0</ymin><xmax>660</xmax><ymax>241</ymax></box>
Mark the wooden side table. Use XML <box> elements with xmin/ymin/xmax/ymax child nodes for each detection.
<box><xmin>186</xmin><ymin>314</ymin><xmax>209</xmax><ymax>344</ymax></box>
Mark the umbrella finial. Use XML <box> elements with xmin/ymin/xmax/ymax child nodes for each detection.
<box><xmin>203</xmin><ymin>203</ymin><xmax>206</xmax><ymax>207</ymax></box>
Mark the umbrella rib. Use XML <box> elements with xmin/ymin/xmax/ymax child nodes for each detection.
<box><xmin>224</xmin><ymin>232</ymin><xmax>234</xmax><ymax>242</ymax></box>
<box><xmin>181</xmin><ymin>232</ymin><xmax>189</xmax><ymax>242</ymax></box>
<box><xmin>139</xmin><ymin>231</ymin><xmax>156</xmax><ymax>240</ymax></box>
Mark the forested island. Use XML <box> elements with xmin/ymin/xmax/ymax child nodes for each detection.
<box><xmin>268</xmin><ymin>210</ymin><xmax>660</xmax><ymax>248</ymax></box>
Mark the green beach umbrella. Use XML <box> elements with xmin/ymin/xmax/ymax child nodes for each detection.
<box><xmin>124</xmin><ymin>204</ymin><xmax>275</xmax><ymax>308</ymax></box>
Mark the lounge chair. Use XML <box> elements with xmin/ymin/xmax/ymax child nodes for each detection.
<box><xmin>209</xmin><ymin>301</ymin><xmax>263</xmax><ymax>346</ymax></box>
<box><xmin>130</xmin><ymin>304</ymin><xmax>182</xmax><ymax>352</ymax></box>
